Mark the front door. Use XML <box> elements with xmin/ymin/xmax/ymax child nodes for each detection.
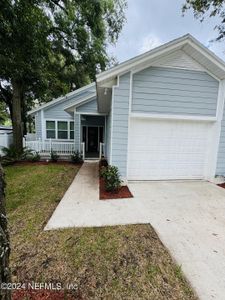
<box><xmin>88</xmin><ymin>127</ymin><xmax>98</xmax><ymax>152</ymax></box>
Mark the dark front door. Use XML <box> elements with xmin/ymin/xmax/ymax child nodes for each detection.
<box><xmin>88</xmin><ymin>127</ymin><xmax>98</xmax><ymax>152</ymax></box>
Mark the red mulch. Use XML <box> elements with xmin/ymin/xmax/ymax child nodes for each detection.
<box><xmin>217</xmin><ymin>183</ymin><xmax>225</xmax><ymax>188</ymax></box>
<box><xmin>13</xmin><ymin>290</ymin><xmax>83</xmax><ymax>300</ymax></box>
<box><xmin>13</xmin><ymin>161</ymin><xmax>83</xmax><ymax>167</ymax></box>
<box><xmin>99</xmin><ymin>177</ymin><xmax>133</xmax><ymax>200</ymax></box>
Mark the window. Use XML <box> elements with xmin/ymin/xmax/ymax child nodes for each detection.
<box><xmin>58</xmin><ymin>121</ymin><xmax>68</xmax><ymax>139</ymax></box>
<box><xmin>46</xmin><ymin>120</ymin><xmax>75</xmax><ymax>140</ymax></box>
<box><xmin>46</xmin><ymin>121</ymin><xmax>55</xmax><ymax>139</ymax></box>
<box><xmin>70</xmin><ymin>121</ymin><xmax>74</xmax><ymax>139</ymax></box>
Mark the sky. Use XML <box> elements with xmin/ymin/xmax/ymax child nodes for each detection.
<box><xmin>108</xmin><ymin>0</ymin><xmax>225</xmax><ymax>63</ymax></box>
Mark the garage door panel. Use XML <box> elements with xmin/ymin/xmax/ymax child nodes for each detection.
<box><xmin>128</xmin><ymin>118</ymin><xmax>211</xmax><ymax>180</ymax></box>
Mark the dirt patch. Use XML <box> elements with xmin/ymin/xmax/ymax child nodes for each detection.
<box><xmin>99</xmin><ymin>177</ymin><xmax>133</xmax><ymax>200</ymax></box>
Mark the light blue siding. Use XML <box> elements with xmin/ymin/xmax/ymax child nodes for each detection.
<box><xmin>76</xmin><ymin>98</ymin><xmax>98</xmax><ymax>113</ymax></box>
<box><xmin>216</xmin><ymin>112</ymin><xmax>225</xmax><ymax>174</ymax></box>
<box><xmin>106</xmin><ymin>111</ymin><xmax>112</xmax><ymax>160</ymax></box>
<box><xmin>74</xmin><ymin>114</ymin><xmax>80</xmax><ymax>151</ymax></box>
<box><xmin>44</xmin><ymin>90</ymin><xmax>94</xmax><ymax>119</ymax></box>
<box><xmin>35</xmin><ymin>112</ymin><xmax>42</xmax><ymax>139</ymax></box>
<box><xmin>111</xmin><ymin>73</ymin><xmax>130</xmax><ymax>178</ymax></box>
<box><xmin>132</xmin><ymin>67</ymin><xmax>219</xmax><ymax>116</ymax></box>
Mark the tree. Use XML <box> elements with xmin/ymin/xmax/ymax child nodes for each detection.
<box><xmin>182</xmin><ymin>0</ymin><xmax>225</xmax><ymax>41</ymax></box>
<box><xmin>0</xmin><ymin>164</ymin><xmax>11</xmax><ymax>300</ymax></box>
<box><xmin>0</xmin><ymin>0</ymin><xmax>127</xmax><ymax>151</ymax></box>
<box><xmin>0</xmin><ymin>102</ymin><xmax>10</xmax><ymax>125</ymax></box>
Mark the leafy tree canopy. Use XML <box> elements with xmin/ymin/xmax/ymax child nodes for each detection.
<box><xmin>0</xmin><ymin>0</ymin><xmax>127</xmax><ymax>104</ymax></box>
<box><xmin>183</xmin><ymin>0</ymin><xmax>225</xmax><ymax>41</ymax></box>
<box><xmin>0</xmin><ymin>0</ymin><xmax>127</xmax><ymax>149</ymax></box>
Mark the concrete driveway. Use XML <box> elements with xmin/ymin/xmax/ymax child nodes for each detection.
<box><xmin>129</xmin><ymin>181</ymin><xmax>225</xmax><ymax>300</ymax></box>
<box><xmin>45</xmin><ymin>162</ymin><xmax>225</xmax><ymax>300</ymax></box>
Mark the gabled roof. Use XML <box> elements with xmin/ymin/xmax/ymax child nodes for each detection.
<box><xmin>64</xmin><ymin>92</ymin><xmax>96</xmax><ymax>113</ymax></box>
<box><xmin>96</xmin><ymin>34</ymin><xmax>225</xmax><ymax>85</ymax></box>
<box><xmin>96</xmin><ymin>34</ymin><xmax>225</xmax><ymax>113</ymax></box>
<box><xmin>28</xmin><ymin>82</ymin><xmax>96</xmax><ymax>115</ymax></box>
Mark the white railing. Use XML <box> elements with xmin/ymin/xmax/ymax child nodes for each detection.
<box><xmin>24</xmin><ymin>133</ymin><xmax>36</xmax><ymax>141</ymax></box>
<box><xmin>81</xmin><ymin>142</ymin><xmax>85</xmax><ymax>160</ymax></box>
<box><xmin>99</xmin><ymin>142</ymin><xmax>105</xmax><ymax>159</ymax></box>
<box><xmin>25</xmin><ymin>139</ymin><xmax>75</xmax><ymax>155</ymax></box>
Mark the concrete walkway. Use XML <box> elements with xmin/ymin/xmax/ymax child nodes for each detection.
<box><xmin>45</xmin><ymin>161</ymin><xmax>148</xmax><ymax>230</ymax></box>
<box><xmin>45</xmin><ymin>161</ymin><xmax>225</xmax><ymax>300</ymax></box>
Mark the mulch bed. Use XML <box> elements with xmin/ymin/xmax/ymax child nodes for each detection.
<box><xmin>12</xmin><ymin>290</ymin><xmax>83</xmax><ymax>300</ymax></box>
<box><xmin>13</xmin><ymin>161</ymin><xmax>83</xmax><ymax>167</ymax></box>
<box><xmin>99</xmin><ymin>177</ymin><xmax>133</xmax><ymax>200</ymax></box>
<box><xmin>217</xmin><ymin>183</ymin><xmax>225</xmax><ymax>188</ymax></box>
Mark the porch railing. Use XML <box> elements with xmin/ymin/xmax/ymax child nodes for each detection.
<box><xmin>24</xmin><ymin>139</ymin><xmax>75</xmax><ymax>155</ymax></box>
<box><xmin>80</xmin><ymin>142</ymin><xmax>85</xmax><ymax>160</ymax></box>
<box><xmin>99</xmin><ymin>142</ymin><xmax>105</xmax><ymax>159</ymax></box>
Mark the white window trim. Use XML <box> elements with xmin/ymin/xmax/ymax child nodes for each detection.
<box><xmin>44</xmin><ymin>119</ymin><xmax>75</xmax><ymax>141</ymax></box>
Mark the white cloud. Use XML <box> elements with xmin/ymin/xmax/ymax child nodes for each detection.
<box><xmin>139</xmin><ymin>34</ymin><xmax>162</xmax><ymax>54</ymax></box>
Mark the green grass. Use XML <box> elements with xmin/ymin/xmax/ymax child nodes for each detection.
<box><xmin>4</xmin><ymin>164</ymin><xmax>197</xmax><ymax>300</ymax></box>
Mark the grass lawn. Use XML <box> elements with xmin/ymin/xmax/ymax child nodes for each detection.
<box><xmin>4</xmin><ymin>163</ymin><xmax>197</xmax><ymax>300</ymax></box>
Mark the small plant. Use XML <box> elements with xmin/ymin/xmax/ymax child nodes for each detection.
<box><xmin>71</xmin><ymin>150</ymin><xmax>83</xmax><ymax>164</ymax></box>
<box><xmin>50</xmin><ymin>150</ymin><xmax>59</xmax><ymax>162</ymax></box>
<box><xmin>31</xmin><ymin>152</ymin><xmax>41</xmax><ymax>162</ymax></box>
<box><xmin>102</xmin><ymin>165</ymin><xmax>121</xmax><ymax>192</ymax></box>
<box><xmin>26</xmin><ymin>151</ymin><xmax>41</xmax><ymax>162</ymax></box>
<box><xmin>100</xmin><ymin>166</ymin><xmax>108</xmax><ymax>178</ymax></box>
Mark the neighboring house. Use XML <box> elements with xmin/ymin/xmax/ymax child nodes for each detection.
<box><xmin>28</xmin><ymin>34</ymin><xmax>225</xmax><ymax>182</ymax></box>
<box><xmin>0</xmin><ymin>125</ymin><xmax>13</xmax><ymax>154</ymax></box>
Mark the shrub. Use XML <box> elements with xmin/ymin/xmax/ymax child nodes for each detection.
<box><xmin>1</xmin><ymin>145</ymin><xmax>34</xmax><ymax>165</ymax></box>
<box><xmin>71</xmin><ymin>150</ymin><xmax>83</xmax><ymax>164</ymax></box>
<box><xmin>50</xmin><ymin>150</ymin><xmax>59</xmax><ymax>162</ymax></box>
<box><xmin>102</xmin><ymin>165</ymin><xmax>121</xmax><ymax>192</ymax></box>
<box><xmin>26</xmin><ymin>151</ymin><xmax>41</xmax><ymax>162</ymax></box>
<box><xmin>31</xmin><ymin>152</ymin><xmax>41</xmax><ymax>162</ymax></box>
<box><xmin>100</xmin><ymin>166</ymin><xmax>108</xmax><ymax>178</ymax></box>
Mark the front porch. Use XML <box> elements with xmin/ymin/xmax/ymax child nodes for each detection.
<box><xmin>24</xmin><ymin>114</ymin><xmax>106</xmax><ymax>160</ymax></box>
<box><xmin>80</xmin><ymin>115</ymin><xmax>105</xmax><ymax>159</ymax></box>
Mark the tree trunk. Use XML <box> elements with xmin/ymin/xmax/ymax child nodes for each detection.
<box><xmin>12</xmin><ymin>80</ymin><xmax>23</xmax><ymax>152</ymax></box>
<box><xmin>0</xmin><ymin>165</ymin><xmax>11</xmax><ymax>300</ymax></box>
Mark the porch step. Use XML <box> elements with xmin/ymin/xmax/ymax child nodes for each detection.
<box><xmin>84</xmin><ymin>159</ymin><xmax>100</xmax><ymax>162</ymax></box>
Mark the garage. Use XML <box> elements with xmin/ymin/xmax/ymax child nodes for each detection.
<box><xmin>127</xmin><ymin>118</ymin><xmax>213</xmax><ymax>180</ymax></box>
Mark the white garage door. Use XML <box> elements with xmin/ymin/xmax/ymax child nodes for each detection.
<box><xmin>128</xmin><ymin>118</ymin><xmax>213</xmax><ymax>180</ymax></box>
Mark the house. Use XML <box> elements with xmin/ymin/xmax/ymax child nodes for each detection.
<box><xmin>28</xmin><ymin>34</ymin><xmax>225</xmax><ymax>182</ymax></box>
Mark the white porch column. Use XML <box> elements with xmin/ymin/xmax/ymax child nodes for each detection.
<box><xmin>74</xmin><ymin>113</ymin><xmax>81</xmax><ymax>151</ymax></box>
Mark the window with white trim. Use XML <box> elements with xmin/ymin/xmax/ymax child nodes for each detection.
<box><xmin>46</xmin><ymin>121</ymin><xmax>56</xmax><ymax>139</ymax></box>
<box><xmin>70</xmin><ymin>121</ymin><xmax>74</xmax><ymax>139</ymax></box>
<box><xmin>58</xmin><ymin>121</ymin><xmax>68</xmax><ymax>139</ymax></box>
<box><xmin>46</xmin><ymin>120</ymin><xmax>74</xmax><ymax>140</ymax></box>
